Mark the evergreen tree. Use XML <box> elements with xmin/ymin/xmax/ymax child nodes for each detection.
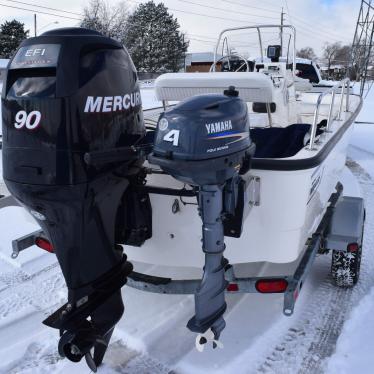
<box><xmin>0</xmin><ymin>20</ymin><xmax>29</xmax><ymax>58</ymax></box>
<box><xmin>124</xmin><ymin>1</ymin><xmax>189</xmax><ymax>72</ymax></box>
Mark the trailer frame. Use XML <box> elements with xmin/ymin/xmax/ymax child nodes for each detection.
<box><xmin>7</xmin><ymin>182</ymin><xmax>365</xmax><ymax>317</ymax></box>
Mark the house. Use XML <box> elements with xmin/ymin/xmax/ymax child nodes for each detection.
<box><xmin>320</xmin><ymin>64</ymin><xmax>348</xmax><ymax>80</ymax></box>
<box><xmin>185</xmin><ymin>52</ymin><xmax>222</xmax><ymax>72</ymax></box>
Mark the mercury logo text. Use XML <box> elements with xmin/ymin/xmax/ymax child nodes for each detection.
<box><xmin>84</xmin><ymin>92</ymin><xmax>142</xmax><ymax>113</ymax></box>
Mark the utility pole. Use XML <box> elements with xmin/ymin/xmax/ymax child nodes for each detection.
<box><xmin>182</xmin><ymin>34</ymin><xmax>186</xmax><ymax>72</ymax></box>
<box><xmin>34</xmin><ymin>14</ymin><xmax>37</xmax><ymax>37</ymax></box>
<box><xmin>349</xmin><ymin>0</ymin><xmax>374</xmax><ymax>97</ymax></box>
<box><xmin>280</xmin><ymin>7</ymin><xmax>285</xmax><ymax>55</ymax></box>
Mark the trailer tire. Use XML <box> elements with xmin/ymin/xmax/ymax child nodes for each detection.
<box><xmin>331</xmin><ymin>248</ymin><xmax>361</xmax><ymax>287</ymax></box>
<box><xmin>331</xmin><ymin>208</ymin><xmax>365</xmax><ymax>288</ymax></box>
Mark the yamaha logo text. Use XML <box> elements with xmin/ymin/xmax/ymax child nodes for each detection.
<box><xmin>205</xmin><ymin>120</ymin><xmax>233</xmax><ymax>134</ymax></box>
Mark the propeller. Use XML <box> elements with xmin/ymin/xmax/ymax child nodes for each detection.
<box><xmin>195</xmin><ymin>329</ymin><xmax>224</xmax><ymax>352</ymax></box>
<box><xmin>58</xmin><ymin>324</ymin><xmax>110</xmax><ymax>372</ymax></box>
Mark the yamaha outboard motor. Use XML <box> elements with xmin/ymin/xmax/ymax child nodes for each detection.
<box><xmin>1</xmin><ymin>28</ymin><xmax>147</xmax><ymax>370</ymax></box>
<box><xmin>150</xmin><ymin>87</ymin><xmax>255</xmax><ymax>346</ymax></box>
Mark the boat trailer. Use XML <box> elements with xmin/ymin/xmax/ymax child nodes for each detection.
<box><xmin>6</xmin><ymin>182</ymin><xmax>365</xmax><ymax>318</ymax></box>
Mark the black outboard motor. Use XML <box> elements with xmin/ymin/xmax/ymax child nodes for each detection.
<box><xmin>1</xmin><ymin>28</ymin><xmax>146</xmax><ymax>370</ymax></box>
<box><xmin>150</xmin><ymin>87</ymin><xmax>255</xmax><ymax>346</ymax></box>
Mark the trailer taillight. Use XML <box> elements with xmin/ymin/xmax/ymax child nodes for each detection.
<box><xmin>255</xmin><ymin>279</ymin><xmax>288</xmax><ymax>293</ymax></box>
<box><xmin>347</xmin><ymin>243</ymin><xmax>359</xmax><ymax>253</ymax></box>
<box><xmin>35</xmin><ymin>237</ymin><xmax>54</xmax><ymax>253</ymax></box>
<box><xmin>226</xmin><ymin>283</ymin><xmax>239</xmax><ymax>292</ymax></box>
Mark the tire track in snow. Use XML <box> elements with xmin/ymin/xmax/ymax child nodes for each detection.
<box><xmin>0</xmin><ymin>261</ymin><xmax>60</xmax><ymax>296</ymax></box>
<box><xmin>3</xmin><ymin>338</ymin><xmax>173</xmax><ymax>374</ymax></box>
<box><xmin>0</xmin><ymin>264</ymin><xmax>65</xmax><ymax>320</ymax></box>
<box><xmin>253</xmin><ymin>156</ymin><xmax>374</xmax><ymax>374</ymax></box>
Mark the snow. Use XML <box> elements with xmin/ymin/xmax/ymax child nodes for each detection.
<box><xmin>326</xmin><ymin>286</ymin><xmax>374</xmax><ymax>374</ymax></box>
<box><xmin>349</xmin><ymin>88</ymin><xmax>374</xmax><ymax>172</ymax></box>
<box><xmin>323</xmin><ymin>87</ymin><xmax>374</xmax><ymax>374</ymax></box>
<box><xmin>0</xmin><ymin>59</ymin><xmax>8</xmax><ymax>69</ymax></box>
<box><xmin>0</xmin><ymin>86</ymin><xmax>373</xmax><ymax>373</ymax></box>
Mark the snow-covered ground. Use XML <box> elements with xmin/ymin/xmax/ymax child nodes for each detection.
<box><xmin>0</xmin><ymin>85</ymin><xmax>373</xmax><ymax>374</ymax></box>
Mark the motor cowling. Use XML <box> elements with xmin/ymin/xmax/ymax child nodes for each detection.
<box><xmin>150</xmin><ymin>88</ymin><xmax>255</xmax><ymax>346</ymax></box>
<box><xmin>153</xmin><ymin>88</ymin><xmax>252</xmax><ymax>162</ymax></box>
<box><xmin>1</xmin><ymin>28</ymin><xmax>145</xmax><ymax>369</ymax></box>
<box><xmin>151</xmin><ymin>88</ymin><xmax>254</xmax><ymax>185</ymax></box>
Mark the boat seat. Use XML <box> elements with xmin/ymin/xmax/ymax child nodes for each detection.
<box><xmin>155</xmin><ymin>72</ymin><xmax>274</xmax><ymax>103</ymax></box>
<box><xmin>251</xmin><ymin>124</ymin><xmax>311</xmax><ymax>158</ymax></box>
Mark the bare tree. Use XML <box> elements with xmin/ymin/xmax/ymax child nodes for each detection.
<box><xmin>81</xmin><ymin>0</ymin><xmax>129</xmax><ymax>41</ymax></box>
<box><xmin>297</xmin><ymin>47</ymin><xmax>316</xmax><ymax>61</ymax></box>
<box><xmin>323</xmin><ymin>42</ymin><xmax>342</xmax><ymax>70</ymax></box>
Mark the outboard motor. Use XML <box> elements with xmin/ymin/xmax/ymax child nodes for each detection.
<box><xmin>1</xmin><ymin>28</ymin><xmax>147</xmax><ymax>370</ymax></box>
<box><xmin>150</xmin><ymin>87</ymin><xmax>255</xmax><ymax>346</ymax></box>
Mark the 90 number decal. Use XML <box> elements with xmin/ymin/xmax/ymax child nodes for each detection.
<box><xmin>14</xmin><ymin>110</ymin><xmax>41</xmax><ymax>130</ymax></box>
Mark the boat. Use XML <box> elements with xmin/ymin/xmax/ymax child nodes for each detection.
<box><xmin>127</xmin><ymin>25</ymin><xmax>362</xmax><ymax>265</ymax></box>
<box><xmin>0</xmin><ymin>26</ymin><xmax>365</xmax><ymax>370</ymax></box>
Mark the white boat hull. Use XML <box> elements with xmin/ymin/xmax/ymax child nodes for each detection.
<box><xmin>125</xmin><ymin>114</ymin><xmax>356</xmax><ymax>268</ymax></box>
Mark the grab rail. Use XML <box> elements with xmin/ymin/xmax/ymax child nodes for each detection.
<box><xmin>308</xmin><ymin>78</ymin><xmax>350</xmax><ymax>150</ymax></box>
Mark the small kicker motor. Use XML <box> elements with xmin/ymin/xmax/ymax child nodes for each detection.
<box><xmin>150</xmin><ymin>87</ymin><xmax>255</xmax><ymax>346</ymax></box>
<box><xmin>1</xmin><ymin>28</ymin><xmax>149</xmax><ymax>371</ymax></box>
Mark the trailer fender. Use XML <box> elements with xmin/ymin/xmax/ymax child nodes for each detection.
<box><xmin>325</xmin><ymin>196</ymin><xmax>365</xmax><ymax>252</ymax></box>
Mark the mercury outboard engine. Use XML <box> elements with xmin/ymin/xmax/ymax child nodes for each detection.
<box><xmin>1</xmin><ymin>28</ymin><xmax>147</xmax><ymax>370</ymax></box>
<box><xmin>150</xmin><ymin>87</ymin><xmax>255</xmax><ymax>346</ymax></box>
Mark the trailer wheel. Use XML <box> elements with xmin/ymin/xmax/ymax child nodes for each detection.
<box><xmin>331</xmin><ymin>248</ymin><xmax>361</xmax><ymax>287</ymax></box>
<box><xmin>331</xmin><ymin>208</ymin><xmax>365</xmax><ymax>288</ymax></box>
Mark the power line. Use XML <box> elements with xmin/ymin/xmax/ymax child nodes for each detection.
<box><xmin>187</xmin><ymin>33</ymin><xmax>218</xmax><ymax>40</ymax></box>
<box><xmin>189</xmin><ymin>37</ymin><xmax>216</xmax><ymax>45</ymax></box>
<box><xmin>3</xmin><ymin>0</ymin><xmax>83</xmax><ymax>16</ymax></box>
<box><xmin>252</xmin><ymin>0</ymin><xmax>283</xmax><ymax>10</ymax></box>
<box><xmin>284</xmin><ymin>0</ymin><xmax>292</xmax><ymax>25</ymax></box>
<box><xmin>295</xmin><ymin>25</ymin><xmax>350</xmax><ymax>45</ymax></box>
<box><xmin>284</xmin><ymin>15</ymin><xmax>351</xmax><ymax>44</ymax></box>
<box><xmin>0</xmin><ymin>2</ymin><xmax>81</xmax><ymax>20</ymax></box>
<box><xmin>167</xmin><ymin>9</ymin><xmax>270</xmax><ymax>24</ymax></box>
<box><xmin>285</xmin><ymin>12</ymin><xmax>352</xmax><ymax>42</ymax></box>
<box><xmin>217</xmin><ymin>0</ymin><xmax>282</xmax><ymax>15</ymax></box>
<box><xmin>128</xmin><ymin>0</ymin><xmax>273</xmax><ymax>24</ymax></box>
<box><xmin>171</xmin><ymin>0</ymin><xmax>280</xmax><ymax>20</ymax></box>
<box><xmin>291</xmin><ymin>17</ymin><xmax>348</xmax><ymax>42</ymax></box>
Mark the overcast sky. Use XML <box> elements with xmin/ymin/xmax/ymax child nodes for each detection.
<box><xmin>0</xmin><ymin>0</ymin><xmax>358</xmax><ymax>57</ymax></box>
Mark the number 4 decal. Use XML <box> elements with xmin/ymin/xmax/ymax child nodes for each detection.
<box><xmin>163</xmin><ymin>129</ymin><xmax>180</xmax><ymax>146</ymax></box>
